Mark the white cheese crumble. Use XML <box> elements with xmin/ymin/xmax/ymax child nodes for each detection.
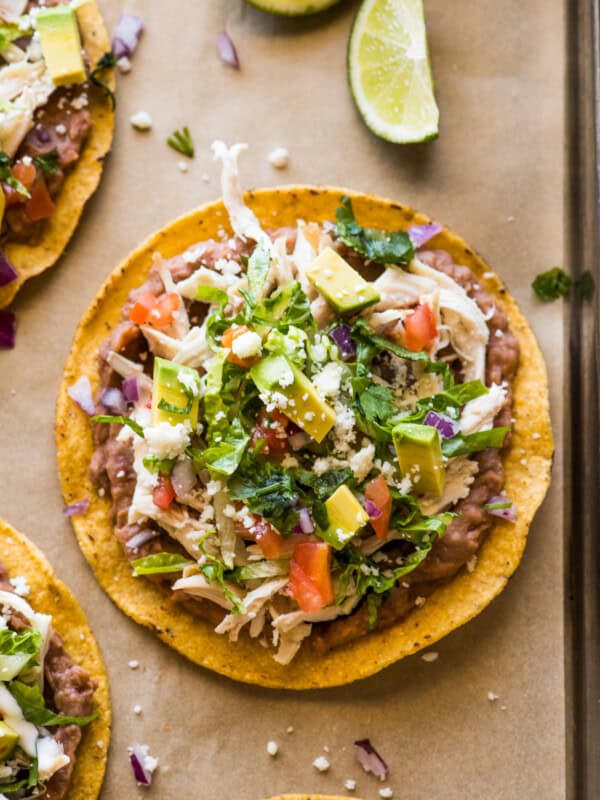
<box><xmin>55</xmin><ymin>123</ymin><xmax>66</xmax><ymax>135</ymax></box>
<box><xmin>266</xmin><ymin>740</ymin><xmax>279</xmax><ymax>756</ymax></box>
<box><xmin>130</xmin><ymin>111</ymin><xmax>153</xmax><ymax>131</ymax></box>
<box><xmin>206</xmin><ymin>480</ymin><xmax>222</xmax><ymax>497</ymax></box>
<box><xmin>117</xmin><ymin>56</ymin><xmax>132</xmax><ymax>73</ymax></box>
<box><xmin>421</xmin><ymin>651</ymin><xmax>439</xmax><ymax>663</ymax></box>
<box><xmin>178</xmin><ymin>160</ymin><xmax>189</xmax><ymax>173</ymax></box>
<box><xmin>345</xmin><ymin>778</ymin><xmax>357</xmax><ymax>791</ymax></box>
<box><xmin>348</xmin><ymin>442</ymin><xmax>375</xmax><ymax>482</ymax></box>
<box><xmin>145</xmin><ymin>422</ymin><xmax>191</xmax><ymax>460</ymax></box>
<box><xmin>487</xmin><ymin>692</ymin><xmax>499</xmax><ymax>702</ymax></box>
<box><xmin>313</xmin><ymin>755</ymin><xmax>331</xmax><ymax>772</ymax></box>
<box><xmin>128</xmin><ymin>660</ymin><xmax>139</xmax><ymax>669</ymax></box>
<box><xmin>133</xmin><ymin>705</ymin><xmax>142</xmax><ymax>715</ymax></box>
<box><xmin>379</xmin><ymin>788</ymin><xmax>394</xmax><ymax>798</ymax></box>
<box><xmin>312</xmin><ymin>362</ymin><xmax>343</xmax><ymax>400</ymax></box>
<box><xmin>9</xmin><ymin>577</ymin><xmax>30</xmax><ymax>597</ymax></box>
<box><xmin>268</xmin><ymin>146</ymin><xmax>289</xmax><ymax>169</ymax></box>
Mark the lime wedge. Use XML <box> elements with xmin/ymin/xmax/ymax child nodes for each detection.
<box><xmin>348</xmin><ymin>0</ymin><xmax>439</xmax><ymax>143</ymax></box>
<box><xmin>244</xmin><ymin>0</ymin><xmax>343</xmax><ymax>15</ymax></box>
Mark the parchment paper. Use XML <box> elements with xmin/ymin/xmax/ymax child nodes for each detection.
<box><xmin>0</xmin><ymin>1</ymin><xmax>566</xmax><ymax>798</ymax></box>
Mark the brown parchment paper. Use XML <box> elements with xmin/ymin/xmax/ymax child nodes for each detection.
<box><xmin>0</xmin><ymin>1</ymin><xmax>566</xmax><ymax>798</ymax></box>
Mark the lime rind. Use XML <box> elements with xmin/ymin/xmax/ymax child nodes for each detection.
<box><xmin>348</xmin><ymin>0</ymin><xmax>439</xmax><ymax>143</ymax></box>
<box><xmin>244</xmin><ymin>0</ymin><xmax>343</xmax><ymax>16</ymax></box>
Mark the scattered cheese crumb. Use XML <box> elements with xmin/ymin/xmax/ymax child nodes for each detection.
<box><xmin>466</xmin><ymin>555</ymin><xmax>478</xmax><ymax>573</ymax></box>
<box><xmin>117</xmin><ymin>56</ymin><xmax>132</xmax><ymax>73</ymax></box>
<box><xmin>487</xmin><ymin>692</ymin><xmax>499</xmax><ymax>702</ymax></box>
<box><xmin>178</xmin><ymin>160</ymin><xmax>189</xmax><ymax>173</ymax></box>
<box><xmin>130</xmin><ymin>111</ymin><xmax>153</xmax><ymax>131</ymax></box>
<box><xmin>133</xmin><ymin>705</ymin><xmax>142</xmax><ymax>715</ymax></box>
<box><xmin>313</xmin><ymin>755</ymin><xmax>331</xmax><ymax>772</ymax></box>
<box><xmin>267</xmin><ymin>740</ymin><xmax>279</xmax><ymax>756</ymax></box>
<box><xmin>128</xmin><ymin>660</ymin><xmax>140</xmax><ymax>669</ymax></box>
<box><xmin>268</xmin><ymin>146</ymin><xmax>289</xmax><ymax>169</ymax></box>
<box><xmin>532</xmin><ymin>432</ymin><xmax>541</xmax><ymax>439</ymax></box>
<box><xmin>9</xmin><ymin>576</ymin><xmax>30</xmax><ymax>597</ymax></box>
<box><xmin>55</xmin><ymin>123</ymin><xmax>66</xmax><ymax>135</ymax></box>
<box><xmin>421</xmin><ymin>651</ymin><xmax>439</xmax><ymax>663</ymax></box>
<box><xmin>379</xmin><ymin>788</ymin><xmax>393</xmax><ymax>798</ymax></box>
<box><xmin>201</xmin><ymin>173</ymin><xmax>210</xmax><ymax>182</ymax></box>
<box><xmin>414</xmin><ymin>596</ymin><xmax>426</xmax><ymax>608</ymax></box>
<box><xmin>286</xmin><ymin>726</ymin><xmax>294</xmax><ymax>734</ymax></box>
<box><xmin>96</xmin><ymin>740</ymin><xmax>104</xmax><ymax>749</ymax></box>
<box><xmin>345</xmin><ymin>778</ymin><xmax>357</xmax><ymax>791</ymax></box>
<box><xmin>145</xmin><ymin>422</ymin><xmax>191</xmax><ymax>460</ymax></box>
<box><xmin>231</xmin><ymin>330</ymin><xmax>262</xmax><ymax>360</ymax></box>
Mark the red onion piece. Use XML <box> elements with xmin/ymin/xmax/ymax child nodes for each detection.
<box><xmin>354</xmin><ymin>738</ymin><xmax>388</xmax><ymax>780</ymax></box>
<box><xmin>217</xmin><ymin>31</ymin><xmax>240</xmax><ymax>68</ymax></box>
<box><xmin>485</xmin><ymin>495</ymin><xmax>517</xmax><ymax>522</ymax></box>
<box><xmin>100</xmin><ymin>386</ymin><xmax>127</xmax><ymax>415</ymax></box>
<box><xmin>112</xmin><ymin>14</ymin><xmax>144</xmax><ymax>60</ymax></box>
<box><xmin>171</xmin><ymin>460</ymin><xmax>196</xmax><ymax>497</ymax></box>
<box><xmin>364</xmin><ymin>499</ymin><xmax>382</xmax><ymax>519</ymax></box>
<box><xmin>67</xmin><ymin>376</ymin><xmax>95</xmax><ymax>415</ymax></box>
<box><xmin>408</xmin><ymin>223</ymin><xmax>443</xmax><ymax>248</ymax></box>
<box><xmin>423</xmin><ymin>409</ymin><xmax>458</xmax><ymax>439</ymax></box>
<box><xmin>289</xmin><ymin>431</ymin><xmax>311</xmax><ymax>451</ymax></box>
<box><xmin>129</xmin><ymin>745</ymin><xmax>153</xmax><ymax>786</ymax></box>
<box><xmin>63</xmin><ymin>499</ymin><xmax>90</xmax><ymax>517</ymax></box>
<box><xmin>122</xmin><ymin>376</ymin><xmax>140</xmax><ymax>403</ymax></box>
<box><xmin>298</xmin><ymin>507</ymin><xmax>314</xmax><ymax>534</ymax></box>
<box><xmin>329</xmin><ymin>324</ymin><xmax>356</xmax><ymax>359</ymax></box>
<box><xmin>126</xmin><ymin>529</ymin><xmax>159</xmax><ymax>551</ymax></box>
<box><xmin>0</xmin><ymin>249</ymin><xmax>17</xmax><ymax>287</ymax></box>
<box><xmin>0</xmin><ymin>309</ymin><xmax>16</xmax><ymax>349</ymax></box>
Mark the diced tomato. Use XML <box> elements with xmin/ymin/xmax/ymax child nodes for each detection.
<box><xmin>236</xmin><ymin>514</ymin><xmax>284</xmax><ymax>559</ymax></box>
<box><xmin>153</xmin><ymin>476</ymin><xmax>176</xmax><ymax>510</ymax></box>
<box><xmin>24</xmin><ymin>177</ymin><xmax>55</xmax><ymax>221</ymax></box>
<box><xmin>12</xmin><ymin>160</ymin><xmax>37</xmax><ymax>189</ymax></box>
<box><xmin>403</xmin><ymin>303</ymin><xmax>437</xmax><ymax>352</ymax></box>
<box><xmin>288</xmin><ymin>541</ymin><xmax>333</xmax><ymax>613</ymax></box>
<box><xmin>250</xmin><ymin>408</ymin><xmax>290</xmax><ymax>458</ymax></box>
<box><xmin>365</xmin><ymin>474</ymin><xmax>392</xmax><ymax>540</ymax></box>
<box><xmin>129</xmin><ymin>291</ymin><xmax>180</xmax><ymax>329</ymax></box>
<box><xmin>221</xmin><ymin>325</ymin><xmax>260</xmax><ymax>369</ymax></box>
<box><xmin>130</xmin><ymin>291</ymin><xmax>159</xmax><ymax>325</ymax></box>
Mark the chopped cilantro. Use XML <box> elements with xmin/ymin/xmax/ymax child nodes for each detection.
<box><xmin>531</xmin><ymin>267</ymin><xmax>571</xmax><ymax>302</ymax></box>
<box><xmin>0</xmin><ymin>151</ymin><xmax>30</xmax><ymax>199</ymax></box>
<box><xmin>91</xmin><ymin>414</ymin><xmax>144</xmax><ymax>437</ymax></box>
<box><xmin>167</xmin><ymin>126</ymin><xmax>194</xmax><ymax>158</ymax></box>
<box><xmin>90</xmin><ymin>51</ymin><xmax>116</xmax><ymax>110</ymax></box>
<box><xmin>335</xmin><ymin>195</ymin><xmax>414</xmax><ymax>265</ymax></box>
<box><xmin>33</xmin><ymin>149</ymin><xmax>59</xmax><ymax>175</ymax></box>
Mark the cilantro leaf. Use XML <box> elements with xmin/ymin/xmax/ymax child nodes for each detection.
<box><xmin>229</xmin><ymin>461</ymin><xmax>299</xmax><ymax>535</ymax></box>
<box><xmin>335</xmin><ymin>195</ymin><xmax>414</xmax><ymax>265</ymax></box>
<box><xmin>167</xmin><ymin>126</ymin><xmax>194</xmax><ymax>158</ymax></box>
<box><xmin>33</xmin><ymin>149</ymin><xmax>59</xmax><ymax>175</ymax></box>
<box><xmin>91</xmin><ymin>414</ymin><xmax>144</xmax><ymax>437</ymax></box>
<box><xmin>0</xmin><ymin>151</ymin><xmax>30</xmax><ymax>199</ymax></box>
<box><xmin>132</xmin><ymin>552</ymin><xmax>192</xmax><ymax>576</ymax></box>
<box><xmin>531</xmin><ymin>267</ymin><xmax>571</xmax><ymax>302</ymax></box>
<box><xmin>295</xmin><ymin>468</ymin><xmax>353</xmax><ymax>500</ymax></box>
<box><xmin>9</xmin><ymin>681</ymin><xmax>97</xmax><ymax>727</ymax></box>
<box><xmin>189</xmin><ymin>418</ymin><xmax>249</xmax><ymax>476</ymax></box>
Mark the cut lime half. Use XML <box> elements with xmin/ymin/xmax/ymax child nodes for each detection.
<box><xmin>244</xmin><ymin>0</ymin><xmax>344</xmax><ymax>15</ymax></box>
<box><xmin>348</xmin><ymin>0</ymin><xmax>439</xmax><ymax>143</ymax></box>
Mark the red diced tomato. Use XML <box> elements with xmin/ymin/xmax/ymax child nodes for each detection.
<box><xmin>365</xmin><ymin>474</ymin><xmax>392</xmax><ymax>540</ymax></box>
<box><xmin>288</xmin><ymin>541</ymin><xmax>333</xmax><ymax>613</ymax></box>
<box><xmin>221</xmin><ymin>325</ymin><xmax>260</xmax><ymax>369</ymax></box>
<box><xmin>153</xmin><ymin>476</ymin><xmax>175</xmax><ymax>510</ymax></box>
<box><xmin>250</xmin><ymin>408</ymin><xmax>289</xmax><ymax>458</ymax></box>
<box><xmin>129</xmin><ymin>291</ymin><xmax>158</xmax><ymax>325</ymax></box>
<box><xmin>129</xmin><ymin>291</ymin><xmax>179</xmax><ymax>329</ymax></box>
<box><xmin>236</xmin><ymin>515</ymin><xmax>284</xmax><ymax>559</ymax></box>
<box><xmin>403</xmin><ymin>302</ymin><xmax>437</xmax><ymax>352</ymax></box>
<box><xmin>12</xmin><ymin>160</ymin><xmax>37</xmax><ymax>190</ymax></box>
<box><xmin>24</xmin><ymin>178</ymin><xmax>55</xmax><ymax>221</ymax></box>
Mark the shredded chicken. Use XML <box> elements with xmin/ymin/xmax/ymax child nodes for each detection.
<box><xmin>418</xmin><ymin>456</ymin><xmax>480</xmax><ymax>515</ymax></box>
<box><xmin>460</xmin><ymin>383</ymin><xmax>506</xmax><ymax>434</ymax></box>
<box><xmin>214</xmin><ymin>578</ymin><xmax>289</xmax><ymax>641</ymax></box>
<box><xmin>211</xmin><ymin>141</ymin><xmax>266</xmax><ymax>243</ymax></box>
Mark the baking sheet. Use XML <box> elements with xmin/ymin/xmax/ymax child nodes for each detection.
<box><xmin>0</xmin><ymin>1</ymin><xmax>566</xmax><ymax>798</ymax></box>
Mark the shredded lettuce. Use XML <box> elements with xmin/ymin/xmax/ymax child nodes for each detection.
<box><xmin>231</xmin><ymin>560</ymin><xmax>290</xmax><ymax>581</ymax></box>
<box><xmin>9</xmin><ymin>682</ymin><xmax>98</xmax><ymax>727</ymax></box>
<box><xmin>441</xmin><ymin>427</ymin><xmax>509</xmax><ymax>458</ymax></box>
<box><xmin>189</xmin><ymin>418</ymin><xmax>249</xmax><ymax>476</ymax></box>
<box><xmin>91</xmin><ymin>414</ymin><xmax>144</xmax><ymax>437</ymax></box>
<box><xmin>199</xmin><ymin>556</ymin><xmax>246</xmax><ymax>614</ymax></box>
<box><xmin>132</xmin><ymin>552</ymin><xmax>192</xmax><ymax>576</ymax></box>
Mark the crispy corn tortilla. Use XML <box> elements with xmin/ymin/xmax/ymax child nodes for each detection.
<box><xmin>264</xmin><ymin>797</ymin><xmax>361</xmax><ymax>800</ymax></box>
<box><xmin>0</xmin><ymin>518</ymin><xmax>110</xmax><ymax>800</ymax></box>
<box><xmin>0</xmin><ymin>0</ymin><xmax>115</xmax><ymax>309</ymax></box>
<box><xmin>55</xmin><ymin>187</ymin><xmax>553</xmax><ymax>690</ymax></box>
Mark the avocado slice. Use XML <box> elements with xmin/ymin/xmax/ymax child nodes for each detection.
<box><xmin>35</xmin><ymin>5</ymin><xmax>86</xmax><ymax>87</ymax></box>
<box><xmin>151</xmin><ymin>357</ymin><xmax>201</xmax><ymax>428</ymax></box>
<box><xmin>317</xmin><ymin>485</ymin><xmax>369</xmax><ymax>550</ymax></box>
<box><xmin>0</xmin><ymin>720</ymin><xmax>19</xmax><ymax>761</ymax></box>
<box><xmin>392</xmin><ymin>422</ymin><xmax>445</xmax><ymax>496</ymax></box>
<box><xmin>249</xmin><ymin>353</ymin><xmax>336</xmax><ymax>443</ymax></box>
<box><xmin>306</xmin><ymin>247</ymin><xmax>380</xmax><ymax>314</ymax></box>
